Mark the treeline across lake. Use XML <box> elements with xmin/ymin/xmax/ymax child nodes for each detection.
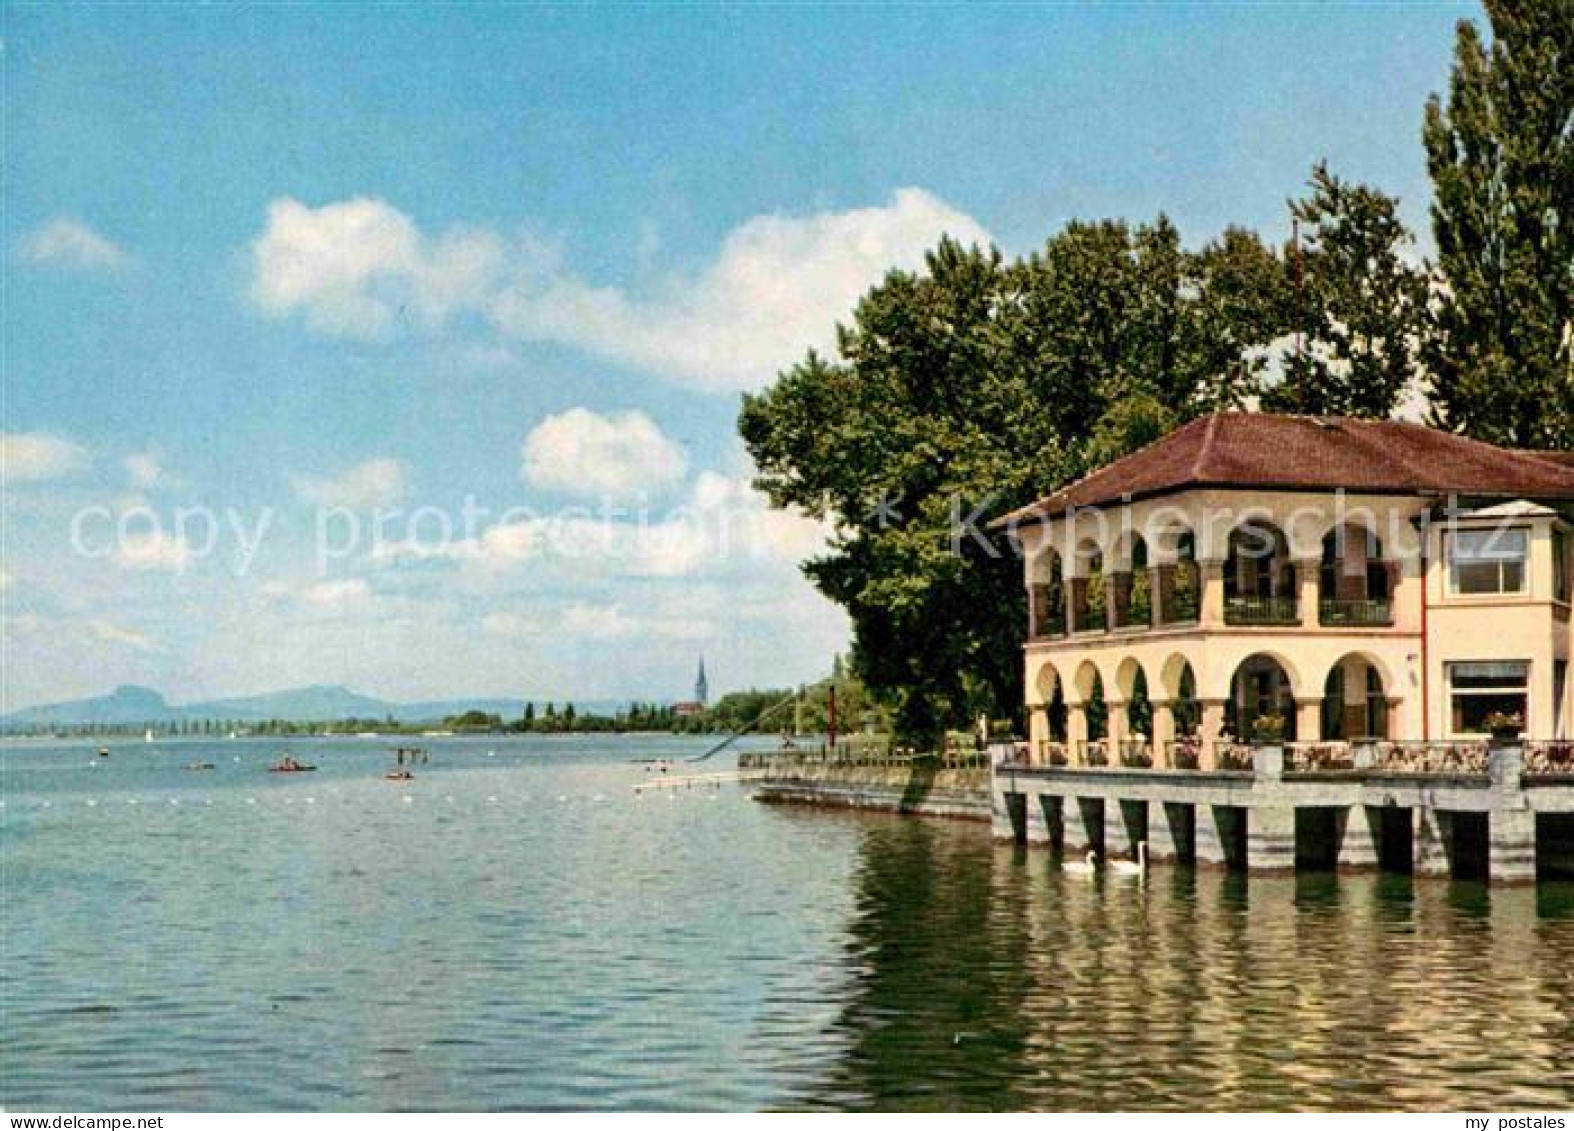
<box><xmin>12</xmin><ymin>680</ymin><xmax>888</xmax><ymax>740</ymax></box>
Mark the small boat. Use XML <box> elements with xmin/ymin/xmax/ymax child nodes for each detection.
<box><xmin>96</xmin><ymin>747</ymin><xmax>110</xmax><ymax>758</ymax></box>
<box><xmin>268</xmin><ymin>755</ymin><xmax>317</xmax><ymax>773</ymax></box>
<box><xmin>385</xmin><ymin>768</ymin><xmax>414</xmax><ymax>782</ymax></box>
<box><xmin>186</xmin><ymin>761</ymin><xmax>216</xmax><ymax>771</ymax></box>
<box><xmin>144</xmin><ymin>729</ymin><xmax>154</xmax><ymax>743</ymax></box>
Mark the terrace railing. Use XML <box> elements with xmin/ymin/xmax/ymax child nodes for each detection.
<box><xmin>1319</xmin><ymin>598</ymin><xmax>1394</xmax><ymax>627</ymax></box>
<box><xmin>1224</xmin><ymin>595</ymin><xmax>1300</xmax><ymax>626</ymax></box>
<box><xmin>1116</xmin><ymin>738</ymin><xmax>1153</xmax><ymax>768</ymax></box>
<box><xmin>1077</xmin><ymin>740</ymin><xmax>1109</xmax><ymax>767</ymax></box>
<box><xmin>1525</xmin><ymin>740</ymin><xmax>1574</xmax><ymax>777</ymax></box>
<box><xmin>1036</xmin><ymin>740</ymin><xmax>1070</xmax><ymax>767</ymax></box>
<box><xmin>1284</xmin><ymin>741</ymin><xmax>1356</xmax><ymax>772</ymax></box>
<box><xmin>1165</xmin><ymin>738</ymin><xmax>1202</xmax><ymax>770</ymax></box>
<box><xmin>1370</xmin><ymin>740</ymin><xmax>1488</xmax><ymax>775</ymax></box>
<box><xmin>1214</xmin><ymin>742</ymin><xmax>1254</xmax><ymax>771</ymax></box>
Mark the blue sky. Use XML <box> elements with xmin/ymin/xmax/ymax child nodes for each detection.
<box><xmin>3</xmin><ymin>2</ymin><xmax>1476</xmax><ymax>710</ymax></box>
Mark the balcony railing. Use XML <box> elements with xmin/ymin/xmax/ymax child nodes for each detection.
<box><xmin>1284</xmin><ymin>741</ymin><xmax>1356</xmax><ymax>772</ymax></box>
<box><xmin>1161</xmin><ymin>589</ymin><xmax>1200</xmax><ymax>625</ymax></box>
<box><xmin>1077</xmin><ymin>740</ymin><xmax>1109</xmax><ymax>766</ymax></box>
<box><xmin>1074</xmin><ymin>608</ymin><xmax>1108</xmax><ymax>633</ymax></box>
<box><xmin>1319</xmin><ymin>598</ymin><xmax>1393</xmax><ymax>627</ymax></box>
<box><xmin>1165</xmin><ymin>738</ymin><xmax>1202</xmax><ymax>770</ymax></box>
<box><xmin>1525</xmin><ymin>740</ymin><xmax>1574</xmax><ymax>776</ymax></box>
<box><xmin>1116</xmin><ymin>738</ymin><xmax>1153</xmax><ymax>767</ymax></box>
<box><xmin>1224</xmin><ymin>594</ymin><xmax>1300</xmax><ymax>626</ymax></box>
<box><xmin>1370</xmin><ymin>740</ymin><xmax>1487</xmax><ymax>775</ymax></box>
<box><xmin>1031</xmin><ymin>613</ymin><xmax>1066</xmax><ymax>639</ymax></box>
<box><xmin>1215</xmin><ymin>742</ymin><xmax>1254</xmax><ymax>770</ymax></box>
<box><xmin>1036</xmin><ymin>740</ymin><xmax>1069</xmax><ymax>766</ymax></box>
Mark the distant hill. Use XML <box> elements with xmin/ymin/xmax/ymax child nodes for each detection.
<box><xmin>1</xmin><ymin>684</ymin><xmax>633</xmax><ymax>727</ymax></box>
<box><xmin>1</xmin><ymin>684</ymin><xmax>180</xmax><ymax>725</ymax></box>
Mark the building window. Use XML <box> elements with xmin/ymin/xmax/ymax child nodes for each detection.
<box><xmin>1447</xmin><ymin>528</ymin><xmax>1528</xmax><ymax>595</ymax></box>
<box><xmin>1555</xmin><ymin>528</ymin><xmax>1570</xmax><ymax>603</ymax></box>
<box><xmin>1447</xmin><ymin>661</ymin><xmax>1529</xmax><ymax>736</ymax></box>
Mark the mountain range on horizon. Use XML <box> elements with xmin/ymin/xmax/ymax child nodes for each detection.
<box><xmin>0</xmin><ymin>684</ymin><xmax>637</xmax><ymax>727</ymax></box>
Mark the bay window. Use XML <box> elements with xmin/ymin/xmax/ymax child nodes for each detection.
<box><xmin>1447</xmin><ymin>660</ymin><xmax>1529</xmax><ymax>736</ymax></box>
<box><xmin>1447</xmin><ymin>528</ymin><xmax>1528</xmax><ymax>595</ymax></box>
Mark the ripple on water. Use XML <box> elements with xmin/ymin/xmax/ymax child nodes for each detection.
<box><xmin>4</xmin><ymin>736</ymin><xmax>1574</xmax><ymax>1111</ymax></box>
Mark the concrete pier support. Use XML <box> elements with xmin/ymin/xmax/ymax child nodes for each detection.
<box><xmin>1336</xmin><ymin>805</ymin><xmax>1381</xmax><ymax>871</ymax></box>
<box><xmin>1197</xmin><ymin>805</ymin><xmax>1239</xmax><ymax>868</ymax></box>
<box><xmin>1064</xmin><ymin>796</ymin><xmax>1104</xmax><ymax>856</ymax></box>
<box><xmin>1023</xmin><ymin>790</ymin><xmax>1052</xmax><ymax>845</ymax></box>
<box><xmin>995</xmin><ymin>790</ymin><xmax>1026</xmax><ymax>843</ymax></box>
<box><xmin>1105</xmin><ymin>798</ymin><xmax>1147</xmax><ymax>861</ymax></box>
<box><xmin>1489</xmin><ymin>809</ymin><xmax>1537</xmax><ymax>884</ymax></box>
<box><xmin>1414</xmin><ymin>808</ymin><xmax>1453</xmax><ymax>878</ymax></box>
<box><xmin>1248</xmin><ymin>806</ymin><xmax>1296</xmax><ymax>873</ymax></box>
<box><xmin>1149</xmin><ymin>802</ymin><xmax>1192</xmax><ymax>863</ymax></box>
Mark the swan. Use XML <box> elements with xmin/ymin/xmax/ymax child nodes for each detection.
<box><xmin>1062</xmin><ymin>850</ymin><xmax>1098</xmax><ymax>877</ymax></box>
<box><xmin>1109</xmin><ymin>841</ymin><xmax>1149</xmax><ymax>877</ymax></box>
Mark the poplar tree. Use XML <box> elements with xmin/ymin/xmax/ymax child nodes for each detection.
<box><xmin>1422</xmin><ymin>0</ymin><xmax>1573</xmax><ymax>448</ymax></box>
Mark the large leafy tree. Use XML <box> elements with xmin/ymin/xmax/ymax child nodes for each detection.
<box><xmin>1265</xmin><ymin>164</ymin><xmax>1429</xmax><ymax>418</ymax></box>
<box><xmin>1422</xmin><ymin>0</ymin><xmax>1573</xmax><ymax>448</ymax></box>
<box><xmin>741</xmin><ymin>225</ymin><xmax>1285</xmax><ymax>744</ymax></box>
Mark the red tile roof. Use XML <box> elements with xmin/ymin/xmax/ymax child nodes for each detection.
<box><xmin>996</xmin><ymin>413</ymin><xmax>1574</xmax><ymax>526</ymax></box>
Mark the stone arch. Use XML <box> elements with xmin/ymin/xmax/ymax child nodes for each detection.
<box><xmin>1225</xmin><ymin>518</ymin><xmax>1296</xmax><ymax>600</ymax></box>
<box><xmin>1225</xmin><ymin>651</ymin><xmax>1302</xmax><ymax>741</ymax></box>
<box><xmin>1115</xmin><ymin>655</ymin><xmax>1148</xmax><ymax>701</ymax></box>
<box><xmin>1319</xmin><ymin>520</ymin><xmax>1393</xmax><ymax>614</ymax></box>
<box><xmin>1319</xmin><ymin>650</ymin><xmax>1395</xmax><ymax>741</ymax></box>
<box><xmin>1070</xmin><ymin>537</ymin><xmax>1109</xmax><ymax>632</ymax></box>
<box><xmin>1030</xmin><ymin>659</ymin><xmax>1062</xmax><ymax>706</ymax></box>
<box><xmin>1027</xmin><ymin>546</ymin><xmax>1067</xmax><ymax>637</ymax></box>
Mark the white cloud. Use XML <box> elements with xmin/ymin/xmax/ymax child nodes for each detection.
<box><xmin>373</xmin><ymin>465</ymin><xmax>829</xmax><ymax>582</ymax></box>
<box><xmin>115</xmin><ymin>531</ymin><xmax>193</xmax><ymax>572</ymax></box>
<box><xmin>522</xmin><ymin>408</ymin><xmax>687</xmax><ymax>497</ymax></box>
<box><xmin>1</xmin><ymin>432</ymin><xmax>89</xmax><ymax>483</ymax></box>
<box><xmin>89</xmin><ymin>619</ymin><xmax>159</xmax><ymax>651</ymax></box>
<box><xmin>302</xmin><ymin>579</ymin><xmax>371</xmax><ymax>608</ymax></box>
<box><xmin>124</xmin><ymin>447</ymin><xmax>179</xmax><ymax>490</ymax></box>
<box><xmin>491</xmin><ymin>188</ymin><xmax>992</xmax><ymax>391</ymax></box>
<box><xmin>290</xmin><ymin>458</ymin><xmax>409</xmax><ymax>508</ymax></box>
<box><xmin>481</xmin><ymin>610</ymin><xmax>546</xmax><ymax>637</ymax></box>
<box><xmin>20</xmin><ymin>217</ymin><xmax>130</xmax><ymax>272</ymax></box>
<box><xmin>246</xmin><ymin>189</ymin><xmax>990</xmax><ymax>391</ymax></box>
<box><xmin>250</xmin><ymin>197</ymin><xmax>503</xmax><ymax>338</ymax></box>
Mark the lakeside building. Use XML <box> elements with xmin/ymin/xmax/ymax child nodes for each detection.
<box><xmin>990</xmin><ymin>413</ymin><xmax>1574</xmax><ymax>882</ymax></box>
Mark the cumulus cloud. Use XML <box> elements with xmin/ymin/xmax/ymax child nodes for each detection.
<box><xmin>290</xmin><ymin>458</ymin><xmax>409</xmax><ymax>508</ymax></box>
<box><xmin>20</xmin><ymin>217</ymin><xmax>130</xmax><ymax>272</ymax></box>
<box><xmin>373</xmin><ymin>466</ymin><xmax>829</xmax><ymax>581</ymax></box>
<box><xmin>247</xmin><ymin>189</ymin><xmax>990</xmax><ymax>391</ymax></box>
<box><xmin>124</xmin><ymin>447</ymin><xmax>180</xmax><ymax>490</ymax></box>
<box><xmin>250</xmin><ymin>197</ymin><xmax>503</xmax><ymax>338</ymax></box>
<box><xmin>1</xmin><ymin>432</ymin><xmax>89</xmax><ymax>484</ymax></box>
<box><xmin>491</xmin><ymin>188</ymin><xmax>992</xmax><ymax>390</ymax></box>
<box><xmin>302</xmin><ymin>579</ymin><xmax>372</xmax><ymax>608</ymax></box>
<box><xmin>522</xmin><ymin>408</ymin><xmax>687</xmax><ymax>497</ymax></box>
<box><xmin>116</xmin><ymin>531</ymin><xmax>193</xmax><ymax>572</ymax></box>
<box><xmin>89</xmin><ymin>619</ymin><xmax>159</xmax><ymax>651</ymax></box>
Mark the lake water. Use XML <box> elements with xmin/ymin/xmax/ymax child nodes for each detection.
<box><xmin>2</xmin><ymin>734</ymin><xmax>1572</xmax><ymax>1111</ymax></box>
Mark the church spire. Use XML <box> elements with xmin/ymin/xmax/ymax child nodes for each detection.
<box><xmin>694</xmin><ymin>656</ymin><xmax>708</xmax><ymax>705</ymax></box>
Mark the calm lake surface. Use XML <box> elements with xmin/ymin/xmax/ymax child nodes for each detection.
<box><xmin>2</xmin><ymin>734</ymin><xmax>1572</xmax><ymax>1111</ymax></box>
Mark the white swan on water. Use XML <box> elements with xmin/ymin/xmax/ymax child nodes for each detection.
<box><xmin>1062</xmin><ymin>850</ymin><xmax>1098</xmax><ymax>877</ymax></box>
<box><xmin>1109</xmin><ymin>841</ymin><xmax>1149</xmax><ymax>877</ymax></box>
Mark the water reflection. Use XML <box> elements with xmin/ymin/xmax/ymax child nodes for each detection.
<box><xmin>821</xmin><ymin>819</ymin><xmax>1574</xmax><ymax>1111</ymax></box>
